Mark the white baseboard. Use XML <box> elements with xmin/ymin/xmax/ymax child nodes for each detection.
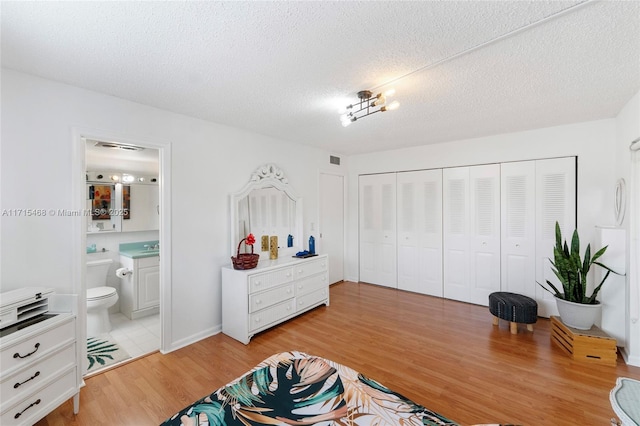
<box><xmin>161</xmin><ymin>325</ymin><xmax>222</xmax><ymax>354</ymax></box>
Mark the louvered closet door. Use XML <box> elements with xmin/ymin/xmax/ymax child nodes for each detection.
<box><xmin>359</xmin><ymin>173</ymin><xmax>397</xmax><ymax>288</ymax></box>
<box><xmin>397</xmin><ymin>169</ymin><xmax>443</xmax><ymax>296</ymax></box>
<box><xmin>501</xmin><ymin>161</ymin><xmax>536</xmax><ymax>298</ymax></box>
<box><xmin>535</xmin><ymin>157</ymin><xmax>576</xmax><ymax>317</ymax></box>
<box><xmin>443</xmin><ymin>167</ymin><xmax>471</xmax><ymax>302</ymax></box>
<box><xmin>444</xmin><ymin>165</ymin><xmax>500</xmax><ymax>305</ymax></box>
<box><xmin>469</xmin><ymin>164</ymin><xmax>501</xmax><ymax>304</ymax></box>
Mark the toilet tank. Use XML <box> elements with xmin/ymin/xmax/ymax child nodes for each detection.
<box><xmin>86</xmin><ymin>258</ymin><xmax>113</xmax><ymax>289</ymax></box>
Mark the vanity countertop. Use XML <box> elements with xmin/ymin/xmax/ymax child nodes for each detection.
<box><xmin>119</xmin><ymin>240</ymin><xmax>160</xmax><ymax>259</ymax></box>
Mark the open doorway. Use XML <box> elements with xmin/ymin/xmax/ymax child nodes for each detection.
<box><xmin>72</xmin><ymin>128</ymin><xmax>172</xmax><ymax>377</ymax></box>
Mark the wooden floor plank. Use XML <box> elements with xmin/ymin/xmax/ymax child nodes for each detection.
<box><xmin>36</xmin><ymin>282</ymin><xmax>640</xmax><ymax>425</ymax></box>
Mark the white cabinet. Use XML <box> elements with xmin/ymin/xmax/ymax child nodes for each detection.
<box><xmin>359</xmin><ymin>174</ymin><xmax>397</xmax><ymax>288</ymax></box>
<box><xmin>0</xmin><ymin>289</ymin><xmax>79</xmax><ymax>425</ymax></box>
<box><xmin>222</xmin><ymin>255</ymin><xmax>329</xmax><ymax>344</ymax></box>
<box><xmin>397</xmin><ymin>169</ymin><xmax>443</xmax><ymax>296</ymax></box>
<box><xmin>443</xmin><ymin>164</ymin><xmax>501</xmax><ymax>305</ymax></box>
<box><xmin>119</xmin><ymin>255</ymin><xmax>160</xmax><ymax>319</ymax></box>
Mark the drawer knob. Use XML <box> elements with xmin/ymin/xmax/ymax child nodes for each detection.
<box><xmin>13</xmin><ymin>343</ymin><xmax>40</xmax><ymax>359</ymax></box>
<box><xmin>14</xmin><ymin>399</ymin><xmax>41</xmax><ymax>419</ymax></box>
<box><xmin>255</xmin><ymin>281</ymin><xmax>261</xmax><ymax>286</ymax></box>
<box><xmin>298</xmin><ymin>285</ymin><xmax>303</xmax><ymax>289</ymax></box>
<box><xmin>14</xmin><ymin>371</ymin><xmax>40</xmax><ymax>389</ymax></box>
<box><xmin>298</xmin><ymin>269</ymin><xmax>303</xmax><ymax>274</ymax></box>
<box><xmin>255</xmin><ymin>318</ymin><xmax>261</xmax><ymax>323</ymax></box>
<box><xmin>286</xmin><ymin>288</ymin><xmax>292</xmax><ymax>294</ymax></box>
<box><xmin>286</xmin><ymin>273</ymin><xmax>291</xmax><ymax>277</ymax></box>
<box><xmin>255</xmin><ymin>299</ymin><xmax>261</xmax><ymax>305</ymax></box>
<box><xmin>287</xmin><ymin>305</ymin><xmax>291</xmax><ymax>311</ymax></box>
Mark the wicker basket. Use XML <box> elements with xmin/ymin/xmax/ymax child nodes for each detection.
<box><xmin>231</xmin><ymin>244</ymin><xmax>259</xmax><ymax>270</ymax></box>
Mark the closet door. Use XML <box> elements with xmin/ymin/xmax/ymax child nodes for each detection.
<box><xmin>535</xmin><ymin>157</ymin><xmax>577</xmax><ymax>317</ymax></box>
<box><xmin>397</xmin><ymin>169</ymin><xmax>443</xmax><ymax>296</ymax></box>
<box><xmin>444</xmin><ymin>165</ymin><xmax>500</xmax><ymax>305</ymax></box>
<box><xmin>443</xmin><ymin>167</ymin><xmax>470</xmax><ymax>302</ymax></box>
<box><xmin>359</xmin><ymin>173</ymin><xmax>397</xmax><ymax>288</ymax></box>
<box><xmin>469</xmin><ymin>164</ymin><xmax>501</xmax><ymax>304</ymax></box>
<box><xmin>501</xmin><ymin>161</ymin><xmax>536</xmax><ymax>298</ymax></box>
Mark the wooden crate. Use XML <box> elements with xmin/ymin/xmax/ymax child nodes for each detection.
<box><xmin>550</xmin><ymin>316</ymin><xmax>617</xmax><ymax>366</ymax></box>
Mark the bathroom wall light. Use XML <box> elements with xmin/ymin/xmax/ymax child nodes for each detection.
<box><xmin>111</xmin><ymin>175</ymin><xmax>120</xmax><ymax>181</ymax></box>
<box><xmin>340</xmin><ymin>89</ymin><xmax>399</xmax><ymax>127</ymax></box>
<box><xmin>122</xmin><ymin>174</ymin><xmax>135</xmax><ymax>183</ymax></box>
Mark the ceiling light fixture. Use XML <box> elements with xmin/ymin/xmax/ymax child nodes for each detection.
<box><xmin>340</xmin><ymin>89</ymin><xmax>399</xmax><ymax>127</ymax></box>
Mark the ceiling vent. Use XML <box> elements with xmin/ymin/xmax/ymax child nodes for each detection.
<box><xmin>91</xmin><ymin>140</ymin><xmax>145</xmax><ymax>152</ymax></box>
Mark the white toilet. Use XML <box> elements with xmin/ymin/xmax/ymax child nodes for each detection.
<box><xmin>86</xmin><ymin>258</ymin><xmax>119</xmax><ymax>337</ymax></box>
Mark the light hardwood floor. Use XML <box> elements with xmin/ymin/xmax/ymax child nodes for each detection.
<box><xmin>38</xmin><ymin>281</ymin><xmax>640</xmax><ymax>426</ymax></box>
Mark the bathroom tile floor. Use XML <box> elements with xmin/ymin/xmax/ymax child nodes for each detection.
<box><xmin>108</xmin><ymin>312</ymin><xmax>160</xmax><ymax>359</ymax></box>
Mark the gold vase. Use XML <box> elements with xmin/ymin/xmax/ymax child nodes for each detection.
<box><xmin>269</xmin><ymin>236</ymin><xmax>278</xmax><ymax>260</ymax></box>
<box><xmin>261</xmin><ymin>235</ymin><xmax>269</xmax><ymax>252</ymax></box>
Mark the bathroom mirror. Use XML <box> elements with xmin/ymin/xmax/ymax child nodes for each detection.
<box><xmin>87</xmin><ymin>174</ymin><xmax>159</xmax><ymax>233</ymax></box>
<box><xmin>230</xmin><ymin>164</ymin><xmax>303</xmax><ymax>257</ymax></box>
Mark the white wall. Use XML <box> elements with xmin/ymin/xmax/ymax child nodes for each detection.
<box><xmin>346</xmin><ymin>119</ymin><xmax>618</xmax><ymax>282</ymax></box>
<box><xmin>0</xmin><ymin>69</ymin><xmax>345</xmax><ymax>351</ymax></box>
<box><xmin>614</xmin><ymin>90</ymin><xmax>640</xmax><ymax>366</ymax></box>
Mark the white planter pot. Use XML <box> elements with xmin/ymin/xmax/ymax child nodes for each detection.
<box><xmin>555</xmin><ymin>297</ymin><xmax>602</xmax><ymax>330</ymax></box>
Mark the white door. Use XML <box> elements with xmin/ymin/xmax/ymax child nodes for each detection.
<box><xmin>359</xmin><ymin>173</ymin><xmax>397</xmax><ymax>288</ymax></box>
<box><xmin>469</xmin><ymin>164</ymin><xmax>501</xmax><ymax>305</ymax></box>
<box><xmin>319</xmin><ymin>173</ymin><xmax>345</xmax><ymax>284</ymax></box>
<box><xmin>501</xmin><ymin>161</ymin><xmax>536</xmax><ymax>298</ymax></box>
<box><xmin>535</xmin><ymin>157</ymin><xmax>577</xmax><ymax>317</ymax></box>
<box><xmin>397</xmin><ymin>169</ymin><xmax>443</xmax><ymax>296</ymax></box>
<box><xmin>443</xmin><ymin>167</ymin><xmax>471</xmax><ymax>302</ymax></box>
<box><xmin>444</xmin><ymin>165</ymin><xmax>500</xmax><ymax>305</ymax></box>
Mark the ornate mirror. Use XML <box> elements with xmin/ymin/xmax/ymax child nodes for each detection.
<box><xmin>230</xmin><ymin>164</ymin><xmax>303</xmax><ymax>257</ymax></box>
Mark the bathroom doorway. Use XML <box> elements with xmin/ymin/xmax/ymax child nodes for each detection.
<box><xmin>72</xmin><ymin>129</ymin><xmax>172</xmax><ymax>377</ymax></box>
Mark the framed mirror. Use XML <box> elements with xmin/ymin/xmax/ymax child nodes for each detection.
<box><xmin>230</xmin><ymin>164</ymin><xmax>303</xmax><ymax>257</ymax></box>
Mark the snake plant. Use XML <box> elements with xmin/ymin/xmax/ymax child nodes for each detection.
<box><xmin>539</xmin><ymin>221</ymin><xmax>622</xmax><ymax>304</ymax></box>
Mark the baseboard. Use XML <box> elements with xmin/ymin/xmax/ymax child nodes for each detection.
<box><xmin>620</xmin><ymin>346</ymin><xmax>640</xmax><ymax>367</ymax></box>
<box><xmin>162</xmin><ymin>325</ymin><xmax>222</xmax><ymax>354</ymax></box>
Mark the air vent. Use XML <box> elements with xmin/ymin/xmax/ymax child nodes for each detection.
<box><xmin>329</xmin><ymin>155</ymin><xmax>341</xmax><ymax>165</ymax></box>
<box><xmin>91</xmin><ymin>140</ymin><xmax>144</xmax><ymax>152</ymax></box>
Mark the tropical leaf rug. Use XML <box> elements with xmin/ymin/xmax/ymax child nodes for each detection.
<box><xmin>86</xmin><ymin>334</ymin><xmax>131</xmax><ymax>374</ymax></box>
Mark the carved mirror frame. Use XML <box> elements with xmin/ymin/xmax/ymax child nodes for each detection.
<box><xmin>230</xmin><ymin>163</ymin><xmax>303</xmax><ymax>257</ymax></box>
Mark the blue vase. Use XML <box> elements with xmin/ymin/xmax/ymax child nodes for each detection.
<box><xmin>287</xmin><ymin>234</ymin><xmax>293</xmax><ymax>247</ymax></box>
<box><xmin>309</xmin><ymin>236</ymin><xmax>315</xmax><ymax>254</ymax></box>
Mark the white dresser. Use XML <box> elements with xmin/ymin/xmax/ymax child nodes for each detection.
<box><xmin>222</xmin><ymin>254</ymin><xmax>329</xmax><ymax>344</ymax></box>
<box><xmin>0</xmin><ymin>288</ymin><xmax>80</xmax><ymax>425</ymax></box>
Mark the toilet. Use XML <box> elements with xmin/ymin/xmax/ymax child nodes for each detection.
<box><xmin>86</xmin><ymin>258</ymin><xmax>118</xmax><ymax>337</ymax></box>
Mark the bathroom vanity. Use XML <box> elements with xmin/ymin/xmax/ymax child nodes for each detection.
<box><xmin>119</xmin><ymin>242</ymin><xmax>160</xmax><ymax>320</ymax></box>
<box><xmin>0</xmin><ymin>288</ymin><xmax>80</xmax><ymax>425</ymax></box>
<box><xmin>222</xmin><ymin>254</ymin><xmax>329</xmax><ymax>344</ymax></box>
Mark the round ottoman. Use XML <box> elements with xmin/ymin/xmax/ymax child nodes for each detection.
<box><xmin>489</xmin><ymin>291</ymin><xmax>538</xmax><ymax>334</ymax></box>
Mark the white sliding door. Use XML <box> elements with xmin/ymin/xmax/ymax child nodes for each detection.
<box><xmin>501</xmin><ymin>161</ymin><xmax>536</xmax><ymax>298</ymax></box>
<box><xmin>397</xmin><ymin>169</ymin><xmax>443</xmax><ymax>296</ymax></box>
<box><xmin>359</xmin><ymin>173</ymin><xmax>397</xmax><ymax>288</ymax></box>
<box><xmin>535</xmin><ymin>157</ymin><xmax>577</xmax><ymax>317</ymax></box>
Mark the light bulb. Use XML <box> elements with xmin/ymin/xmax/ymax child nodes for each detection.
<box><xmin>386</xmin><ymin>100</ymin><xmax>400</xmax><ymax>111</ymax></box>
<box><xmin>111</xmin><ymin>175</ymin><xmax>120</xmax><ymax>181</ymax></box>
<box><xmin>340</xmin><ymin>115</ymin><xmax>352</xmax><ymax>127</ymax></box>
<box><xmin>372</xmin><ymin>95</ymin><xmax>386</xmax><ymax>107</ymax></box>
<box><xmin>384</xmin><ymin>88</ymin><xmax>396</xmax><ymax>97</ymax></box>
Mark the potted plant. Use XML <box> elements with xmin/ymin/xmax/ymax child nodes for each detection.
<box><xmin>539</xmin><ymin>222</ymin><xmax>623</xmax><ymax>330</ymax></box>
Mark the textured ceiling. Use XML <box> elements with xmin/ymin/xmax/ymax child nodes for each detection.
<box><xmin>2</xmin><ymin>1</ymin><xmax>639</xmax><ymax>155</ymax></box>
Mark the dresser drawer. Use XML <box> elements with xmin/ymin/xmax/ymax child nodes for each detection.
<box><xmin>1</xmin><ymin>367</ymin><xmax>76</xmax><ymax>426</ymax></box>
<box><xmin>292</xmin><ymin>258</ymin><xmax>328</xmax><ymax>280</ymax></box>
<box><xmin>294</xmin><ymin>273</ymin><xmax>328</xmax><ymax>297</ymax></box>
<box><xmin>137</xmin><ymin>256</ymin><xmax>159</xmax><ymax>268</ymax></box>
<box><xmin>296</xmin><ymin>288</ymin><xmax>329</xmax><ymax>313</ymax></box>
<box><xmin>249</xmin><ymin>268</ymin><xmax>294</xmax><ymax>293</ymax></box>
<box><xmin>0</xmin><ymin>318</ymin><xmax>75</xmax><ymax>376</ymax></box>
<box><xmin>249</xmin><ymin>284</ymin><xmax>294</xmax><ymax>314</ymax></box>
<box><xmin>1</xmin><ymin>343</ymin><xmax>76</xmax><ymax>412</ymax></box>
<box><xmin>249</xmin><ymin>300</ymin><xmax>295</xmax><ymax>332</ymax></box>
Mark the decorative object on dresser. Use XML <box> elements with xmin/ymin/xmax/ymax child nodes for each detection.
<box><xmin>222</xmin><ymin>254</ymin><xmax>329</xmax><ymax>344</ymax></box>
<box><xmin>0</xmin><ymin>288</ymin><xmax>80</xmax><ymax>425</ymax></box>
<box><xmin>538</xmin><ymin>221</ymin><xmax>623</xmax><ymax>330</ymax></box>
<box><xmin>269</xmin><ymin>236</ymin><xmax>278</xmax><ymax>260</ymax></box>
<box><xmin>231</xmin><ymin>233</ymin><xmax>259</xmax><ymax>270</ymax></box>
